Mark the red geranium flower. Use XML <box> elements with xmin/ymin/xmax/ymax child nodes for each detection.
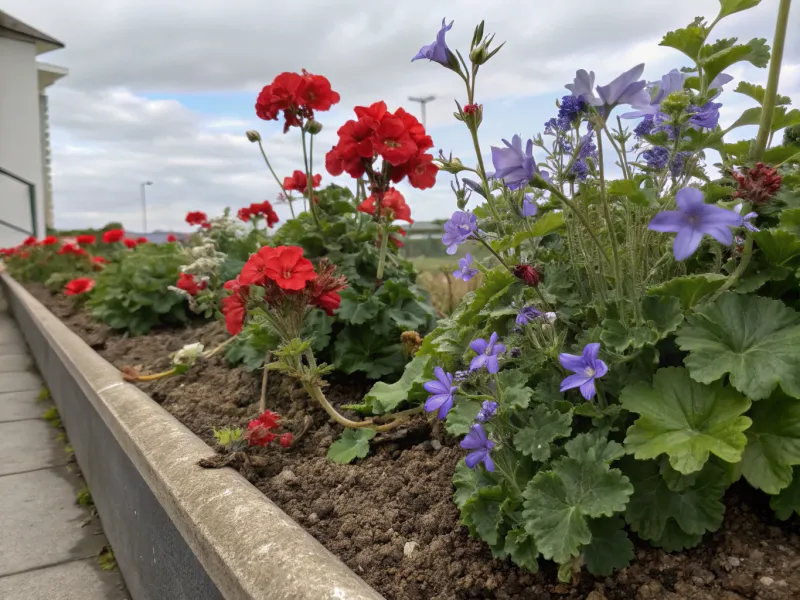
<box><xmin>237</xmin><ymin>207</ymin><xmax>252</xmax><ymax>222</ymax></box>
<box><xmin>185</xmin><ymin>211</ymin><xmax>208</xmax><ymax>226</ymax></box>
<box><xmin>102</xmin><ymin>229</ymin><xmax>125</xmax><ymax>244</ymax></box>
<box><xmin>176</xmin><ymin>273</ymin><xmax>206</xmax><ymax>296</ymax></box>
<box><xmin>256</xmin><ymin>71</ymin><xmax>339</xmax><ymax>133</ymax></box>
<box><xmin>42</xmin><ymin>236</ymin><xmax>59</xmax><ymax>246</ymax></box>
<box><xmin>123</xmin><ymin>238</ymin><xmax>137</xmax><ymax>249</ymax></box>
<box><xmin>247</xmin><ymin>423</ymin><xmax>276</xmax><ymax>447</ymax></box>
<box><xmin>283</xmin><ymin>171</ymin><xmax>322</xmax><ymax>195</ymax></box>
<box><xmin>357</xmin><ymin>188</ymin><xmax>413</xmax><ymax>224</ymax></box>
<box><xmin>22</xmin><ymin>236</ymin><xmax>38</xmax><ymax>246</ymax></box>
<box><xmin>136</xmin><ymin>236</ymin><xmax>148</xmax><ymax>244</ymax></box>
<box><xmin>58</xmin><ymin>243</ymin><xmax>87</xmax><ymax>257</ymax></box>
<box><xmin>374</xmin><ymin>115</ymin><xmax>417</xmax><ymax>166</ymax></box>
<box><xmin>354</xmin><ymin>100</ymin><xmax>388</xmax><ymax>125</ymax></box>
<box><xmin>240</xmin><ymin>246</ymin><xmax>316</xmax><ymax>291</ymax></box>
<box><xmin>279</xmin><ymin>433</ymin><xmax>294</xmax><ymax>448</ymax></box>
<box><xmin>167</xmin><ymin>234</ymin><xmax>178</xmax><ymax>243</ymax></box>
<box><xmin>312</xmin><ymin>291</ymin><xmax>341</xmax><ymax>316</ymax></box>
<box><xmin>76</xmin><ymin>234</ymin><xmax>96</xmax><ymax>245</ymax></box>
<box><xmin>64</xmin><ymin>277</ymin><xmax>95</xmax><ymax>296</ymax></box>
<box><xmin>253</xmin><ymin>410</ymin><xmax>281</xmax><ymax>430</ymax></box>
<box><xmin>394</xmin><ymin>107</ymin><xmax>433</xmax><ymax>152</ymax></box>
<box><xmin>91</xmin><ymin>256</ymin><xmax>108</xmax><ymax>270</ymax></box>
<box><xmin>221</xmin><ymin>278</ymin><xmax>250</xmax><ymax>336</ymax></box>
<box><xmin>406</xmin><ymin>153</ymin><xmax>439</xmax><ymax>190</ymax></box>
<box><xmin>245</xmin><ymin>201</ymin><xmax>280</xmax><ymax>228</ymax></box>
<box><xmin>298</xmin><ymin>71</ymin><xmax>341</xmax><ymax>111</ymax></box>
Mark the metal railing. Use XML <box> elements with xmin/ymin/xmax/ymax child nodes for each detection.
<box><xmin>0</xmin><ymin>166</ymin><xmax>37</xmax><ymax>237</ymax></box>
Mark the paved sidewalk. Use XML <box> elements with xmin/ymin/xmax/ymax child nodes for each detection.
<box><xmin>0</xmin><ymin>291</ymin><xmax>129</xmax><ymax>600</ymax></box>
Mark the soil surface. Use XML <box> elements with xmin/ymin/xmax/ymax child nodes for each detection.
<box><xmin>26</xmin><ymin>283</ymin><xmax>800</xmax><ymax>600</ymax></box>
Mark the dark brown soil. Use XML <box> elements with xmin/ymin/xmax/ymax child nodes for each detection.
<box><xmin>26</xmin><ymin>283</ymin><xmax>800</xmax><ymax>600</ymax></box>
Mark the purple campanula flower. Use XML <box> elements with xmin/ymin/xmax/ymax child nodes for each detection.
<box><xmin>491</xmin><ymin>135</ymin><xmax>550</xmax><ymax>190</ymax></box>
<box><xmin>708</xmin><ymin>73</ymin><xmax>734</xmax><ymax>100</ymax></box>
<box><xmin>596</xmin><ymin>64</ymin><xmax>650</xmax><ymax>109</ymax></box>
<box><xmin>688</xmin><ymin>102</ymin><xmax>722</xmax><ymax>129</ymax></box>
<box><xmin>423</xmin><ymin>367</ymin><xmax>458</xmax><ymax>419</ymax></box>
<box><xmin>469</xmin><ymin>332</ymin><xmax>506</xmax><ymax>374</ymax></box>
<box><xmin>442</xmin><ymin>211</ymin><xmax>477</xmax><ymax>255</ymax></box>
<box><xmin>522</xmin><ymin>195</ymin><xmax>538</xmax><ymax>217</ymax></box>
<box><xmin>476</xmin><ymin>400</ymin><xmax>498</xmax><ymax>423</ymax></box>
<box><xmin>461</xmin><ymin>424</ymin><xmax>495</xmax><ymax>471</ymax></box>
<box><xmin>735</xmin><ymin>204</ymin><xmax>759</xmax><ymax>232</ymax></box>
<box><xmin>461</xmin><ymin>178</ymin><xmax>486</xmax><ymax>199</ymax></box>
<box><xmin>453</xmin><ymin>253</ymin><xmax>478</xmax><ymax>281</ymax></box>
<box><xmin>648</xmin><ymin>187</ymin><xmax>743</xmax><ymax>260</ymax></box>
<box><xmin>643</xmin><ymin>146</ymin><xmax>670</xmax><ymax>170</ymax></box>
<box><xmin>559</xmin><ymin>342</ymin><xmax>608</xmax><ymax>401</ymax></box>
<box><xmin>516</xmin><ymin>305</ymin><xmax>542</xmax><ymax>326</ymax></box>
<box><xmin>412</xmin><ymin>18</ymin><xmax>454</xmax><ymax>67</ymax></box>
<box><xmin>577</xmin><ymin>131</ymin><xmax>596</xmax><ymax>160</ymax></box>
<box><xmin>571</xmin><ymin>160</ymin><xmax>590</xmax><ymax>180</ymax></box>
<box><xmin>565</xmin><ymin>69</ymin><xmax>601</xmax><ymax>106</ymax></box>
<box><xmin>510</xmin><ymin>347</ymin><xmax>522</xmax><ymax>358</ymax></box>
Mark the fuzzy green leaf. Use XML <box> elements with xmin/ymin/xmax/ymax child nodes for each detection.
<box><xmin>741</xmin><ymin>391</ymin><xmax>800</xmax><ymax>494</ymax></box>
<box><xmin>445</xmin><ymin>399</ymin><xmax>482</xmax><ymax>436</ymax></box>
<box><xmin>753</xmin><ymin>229</ymin><xmax>800</xmax><ymax>267</ymax></box>
<box><xmin>336</xmin><ymin>292</ymin><xmax>383</xmax><ymax>325</ymax></box>
<box><xmin>600</xmin><ymin>319</ymin><xmax>657</xmax><ymax>352</ymax></box>
<box><xmin>457</xmin><ymin>268</ymin><xmax>516</xmax><ymax>327</ymax></box>
<box><xmin>327</xmin><ymin>428</ymin><xmax>377</xmax><ymax>464</ymax></box>
<box><xmin>640</xmin><ymin>295</ymin><xmax>685</xmax><ymax>337</ymax></box>
<box><xmin>452</xmin><ymin>460</ymin><xmax>496</xmax><ymax>509</ymax></box>
<box><xmin>583</xmin><ymin>517</ymin><xmax>634</xmax><ymax>577</ymax></box>
<box><xmin>660</xmin><ymin>25</ymin><xmax>707</xmax><ymax>60</ymax></box>
<box><xmin>647</xmin><ymin>273</ymin><xmax>727</xmax><ymax>310</ymax></box>
<box><xmin>503</xmin><ymin>529</ymin><xmax>540</xmax><ymax>572</ymax></box>
<box><xmin>461</xmin><ymin>485</ymin><xmax>505</xmax><ymax>546</ymax></box>
<box><xmin>734</xmin><ymin>81</ymin><xmax>791</xmax><ymax>106</ymax></box>
<box><xmin>498</xmin><ymin>369</ymin><xmax>533</xmax><ymax>410</ymax></box>
<box><xmin>770</xmin><ymin>467</ymin><xmax>800</xmax><ymax>520</ymax></box>
<box><xmin>565</xmin><ymin>431</ymin><xmax>625</xmax><ymax>464</ymax></box>
<box><xmin>700</xmin><ymin>38</ymin><xmax>770</xmax><ymax>87</ymax></box>
<box><xmin>608</xmin><ymin>179</ymin><xmax>656</xmax><ymax>208</ymax></box>
<box><xmin>621</xmin><ymin>367</ymin><xmax>751</xmax><ymax>473</ymax></box>
<box><xmin>514</xmin><ymin>405</ymin><xmax>572</xmax><ymax>461</ymax></box>
<box><xmin>717</xmin><ymin>0</ymin><xmax>761</xmax><ymax>20</ymax></box>
<box><xmin>522</xmin><ymin>458</ymin><xmax>633</xmax><ymax>564</ymax></box>
<box><xmin>528</xmin><ymin>211</ymin><xmax>566</xmax><ymax>238</ymax></box>
<box><xmin>362</xmin><ymin>354</ymin><xmax>430</xmax><ymax>415</ymax></box>
<box><xmin>676</xmin><ymin>293</ymin><xmax>800</xmax><ymax>400</ymax></box>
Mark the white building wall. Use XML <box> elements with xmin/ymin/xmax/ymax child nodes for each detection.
<box><xmin>0</xmin><ymin>36</ymin><xmax>46</xmax><ymax>248</ymax></box>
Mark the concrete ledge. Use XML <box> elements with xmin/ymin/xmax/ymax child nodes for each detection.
<box><xmin>1</xmin><ymin>274</ymin><xmax>384</xmax><ymax>600</ymax></box>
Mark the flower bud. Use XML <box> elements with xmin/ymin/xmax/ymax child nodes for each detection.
<box><xmin>660</xmin><ymin>91</ymin><xmax>691</xmax><ymax>116</ymax></box>
<box><xmin>469</xmin><ymin>33</ymin><xmax>505</xmax><ymax>66</ymax></box>
<box><xmin>305</xmin><ymin>120</ymin><xmax>323</xmax><ymax>135</ymax></box>
<box><xmin>437</xmin><ymin>155</ymin><xmax>466</xmax><ymax>174</ymax></box>
<box><xmin>456</xmin><ymin>191</ymin><xmax>469</xmax><ymax>210</ymax></box>
<box><xmin>513</xmin><ymin>264</ymin><xmax>541</xmax><ymax>287</ymax></box>
<box><xmin>246</xmin><ymin>130</ymin><xmax>261</xmax><ymax>143</ymax></box>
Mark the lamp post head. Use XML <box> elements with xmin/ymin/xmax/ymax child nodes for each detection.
<box><xmin>143</xmin><ymin>181</ymin><xmax>153</xmax><ymax>186</ymax></box>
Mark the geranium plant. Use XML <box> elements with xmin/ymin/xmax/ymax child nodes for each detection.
<box><xmin>382</xmin><ymin>0</ymin><xmax>800</xmax><ymax>581</ymax></box>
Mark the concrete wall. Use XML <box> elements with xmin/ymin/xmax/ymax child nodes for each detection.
<box><xmin>0</xmin><ymin>36</ymin><xmax>46</xmax><ymax>247</ymax></box>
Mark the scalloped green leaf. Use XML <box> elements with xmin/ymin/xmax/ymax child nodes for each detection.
<box><xmin>583</xmin><ymin>517</ymin><xmax>634</xmax><ymax>577</ymax></box>
<box><xmin>700</xmin><ymin>38</ymin><xmax>770</xmax><ymax>87</ymax></box>
<box><xmin>452</xmin><ymin>460</ymin><xmax>496</xmax><ymax>509</ymax></box>
<box><xmin>676</xmin><ymin>293</ymin><xmax>800</xmax><ymax>400</ymax></box>
<box><xmin>641</xmin><ymin>295</ymin><xmax>684</xmax><ymax>337</ymax></box>
<box><xmin>608</xmin><ymin>179</ymin><xmax>656</xmax><ymax>208</ymax></box>
<box><xmin>522</xmin><ymin>457</ymin><xmax>633</xmax><ymax>564</ymax></box>
<box><xmin>504</xmin><ymin>529</ymin><xmax>540</xmax><ymax>572</ymax></box>
<box><xmin>565</xmin><ymin>431</ymin><xmax>625</xmax><ymax>464</ymax></box>
<box><xmin>741</xmin><ymin>391</ymin><xmax>800</xmax><ymax>494</ymax></box>
<box><xmin>362</xmin><ymin>354</ymin><xmax>431</xmax><ymax>415</ymax></box>
<box><xmin>336</xmin><ymin>291</ymin><xmax>383</xmax><ymax>325</ymax></box>
<box><xmin>754</xmin><ymin>229</ymin><xmax>800</xmax><ymax>267</ymax></box>
<box><xmin>445</xmin><ymin>398</ymin><xmax>482</xmax><ymax>436</ymax></box>
<box><xmin>456</xmin><ymin>267</ymin><xmax>516</xmax><ymax>327</ymax></box>
<box><xmin>660</xmin><ymin>25</ymin><xmax>707</xmax><ymax>60</ymax></box>
<box><xmin>327</xmin><ymin>428</ymin><xmax>376</xmax><ymax>464</ymax></box>
<box><xmin>529</xmin><ymin>211</ymin><xmax>566</xmax><ymax>238</ymax></box>
<box><xmin>647</xmin><ymin>273</ymin><xmax>727</xmax><ymax>310</ymax></box>
<box><xmin>770</xmin><ymin>467</ymin><xmax>800</xmax><ymax>520</ymax></box>
<box><xmin>717</xmin><ymin>0</ymin><xmax>761</xmax><ymax>20</ymax></box>
<box><xmin>514</xmin><ymin>405</ymin><xmax>572</xmax><ymax>461</ymax></box>
<box><xmin>461</xmin><ymin>485</ymin><xmax>505</xmax><ymax>546</ymax></box>
<box><xmin>734</xmin><ymin>81</ymin><xmax>791</xmax><ymax>106</ymax></box>
<box><xmin>621</xmin><ymin>367</ymin><xmax>752</xmax><ymax>474</ymax></box>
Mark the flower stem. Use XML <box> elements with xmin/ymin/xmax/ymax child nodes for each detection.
<box><xmin>203</xmin><ymin>336</ymin><xmax>237</xmax><ymax>358</ymax></box>
<box><xmin>136</xmin><ymin>367</ymin><xmax>178</xmax><ymax>381</ymax></box>
<box><xmin>754</xmin><ymin>0</ymin><xmax>792</xmax><ymax>161</ymax></box>
<box><xmin>301</xmin><ymin>381</ymin><xmax>411</xmax><ymax>432</ymax></box>
<box><xmin>596</xmin><ymin>129</ymin><xmax>626</xmax><ymax>319</ymax></box>
<box><xmin>259</xmin><ymin>351</ymin><xmax>270</xmax><ymax>414</ymax></box>
<box><xmin>711</xmin><ymin>236</ymin><xmax>754</xmax><ymax>300</ymax></box>
<box><xmin>475</xmin><ymin>233</ymin><xmax>513</xmax><ymax>272</ymax></box>
<box><xmin>376</xmin><ymin>224</ymin><xmax>390</xmax><ymax>280</ymax></box>
<box><xmin>256</xmin><ymin>139</ymin><xmax>295</xmax><ymax>218</ymax></box>
<box><xmin>547</xmin><ymin>185</ymin><xmax>612</xmax><ymax>267</ymax></box>
<box><xmin>301</xmin><ymin>129</ymin><xmax>323</xmax><ymax>230</ymax></box>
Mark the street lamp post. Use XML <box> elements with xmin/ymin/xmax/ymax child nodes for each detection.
<box><xmin>140</xmin><ymin>181</ymin><xmax>153</xmax><ymax>234</ymax></box>
<box><xmin>408</xmin><ymin>95</ymin><xmax>436</xmax><ymax>128</ymax></box>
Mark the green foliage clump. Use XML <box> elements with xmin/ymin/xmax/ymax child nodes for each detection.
<box><xmin>88</xmin><ymin>243</ymin><xmax>188</xmax><ymax>335</ymax></box>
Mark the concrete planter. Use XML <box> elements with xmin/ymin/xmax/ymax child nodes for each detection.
<box><xmin>1</xmin><ymin>274</ymin><xmax>384</xmax><ymax>600</ymax></box>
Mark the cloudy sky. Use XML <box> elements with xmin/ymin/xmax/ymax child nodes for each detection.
<box><xmin>6</xmin><ymin>0</ymin><xmax>800</xmax><ymax>233</ymax></box>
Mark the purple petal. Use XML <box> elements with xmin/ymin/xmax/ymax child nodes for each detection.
<box><xmin>648</xmin><ymin>211</ymin><xmax>686</xmax><ymax>233</ymax></box>
<box><xmin>425</xmin><ymin>393</ymin><xmax>453</xmax><ymax>418</ymax></box>
<box><xmin>491</xmin><ymin>343</ymin><xmax>506</xmax><ymax>356</ymax></box>
<box><xmin>483</xmin><ymin>454</ymin><xmax>495</xmax><ymax>472</ymax></box>
<box><xmin>470</xmin><ymin>354</ymin><xmax>488</xmax><ymax>371</ymax></box>
<box><xmin>461</xmin><ymin>424</ymin><xmax>488</xmax><ymax>449</ymax></box>
<box><xmin>672</xmin><ymin>227</ymin><xmax>704</xmax><ymax>261</ymax></box>
<box><xmin>582</xmin><ymin>342</ymin><xmax>601</xmax><ymax>364</ymax></box>
<box><xmin>488</xmin><ymin>332</ymin><xmax>499</xmax><ymax>346</ymax></box>
<box><xmin>579</xmin><ymin>379</ymin><xmax>597</xmax><ymax>401</ymax></box>
<box><xmin>593</xmin><ymin>359</ymin><xmax>609</xmax><ymax>379</ymax></box>
<box><xmin>424</xmin><ymin>380</ymin><xmax>450</xmax><ymax>395</ymax></box>
<box><xmin>437</xmin><ymin>396</ymin><xmax>455</xmax><ymax>420</ymax></box>
<box><xmin>465</xmin><ymin>450</ymin><xmax>486</xmax><ymax>469</ymax></box>
<box><xmin>560</xmin><ymin>373</ymin><xmax>592</xmax><ymax>392</ymax></box>
<box><xmin>470</xmin><ymin>338</ymin><xmax>488</xmax><ymax>355</ymax></box>
<box><xmin>486</xmin><ymin>355</ymin><xmax>499</xmax><ymax>374</ymax></box>
<box><xmin>596</xmin><ymin>64</ymin><xmax>645</xmax><ymax>105</ymax></box>
<box><xmin>702</xmin><ymin>224</ymin><xmax>734</xmax><ymax>246</ymax></box>
<box><xmin>700</xmin><ymin>205</ymin><xmax>744</xmax><ymax>227</ymax></box>
<box><xmin>675</xmin><ymin>187</ymin><xmax>705</xmax><ymax>212</ymax></box>
<box><xmin>559</xmin><ymin>352</ymin><xmax>586</xmax><ymax>373</ymax></box>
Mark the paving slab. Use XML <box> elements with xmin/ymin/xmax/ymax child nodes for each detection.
<box><xmin>0</xmin><ymin>419</ymin><xmax>68</xmax><ymax>475</ymax></box>
<box><xmin>0</xmin><ymin>371</ymin><xmax>41</xmax><ymax>394</ymax></box>
<box><xmin>0</xmin><ymin>354</ymin><xmax>33</xmax><ymax>373</ymax></box>
<box><xmin>0</xmin><ymin>390</ymin><xmax>43</xmax><ymax>422</ymax></box>
<box><xmin>0</xmin><ymin>557</ymin><xmax>129</xmax><ymax>600</ymax></box>
<box><xmin>0</xmin><ymin>467</ymin><xmax>109</xmax><ymax>576</ymax></box>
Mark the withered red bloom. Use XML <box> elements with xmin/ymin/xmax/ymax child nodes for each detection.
<box><xmin>246</xmin><ymin>422</ymin><xmax>276</xmax><ymax>447</ymax></box>
<box><xmin>123</xmin><ymin>238</ymin><xmax>137</xmax><ymax>249</ymax></box>
<box><xmin>76</xmin><ymin>234</ymin><xmax>96</xmax><ymax>245</ymax></box>
<box><xmin>64</xmin><ymin>277</ymin><xmax>95</xmax><ymax>296</ymax></box>
<box><xmin>176</xmin><ymin>272</ymin><xmax>206</xmax><ymax>296</ymax></box>
<box><xmin>513</xmin><ymin>264</ymin><xmax>542</xmax><ymax>287</ymax></box>
<box><xmin>732</xmin><ymin>162</ymin><xmax>782</xmax><ymax>206</ymax></box>
<box><xmin>283</xmin><ymin>170</ymin><xmax>322</xmax><ymax>195</ymax></box>
<box><xmin>102</xmin><ymin>229</ymin><xmax>125</xmax><ymax>244</ymax></box>
<box><xmin>279</xmin><ymin>433</ymin><xmax>294</xmax><ymax>448</ymax></box>
<box><xmin>42</xmin><ymin>236</ymin><xmax>59</xmax><ymax>246</ymax></box>
<box><xmin>357</xmin><ymin>188</ymin><xmax>413</xmax><ymax>224</ymax></box>
<box><xmin>312</xmin><ymin>291</ymin><xmax>341</xmax><ymax>316</ymax></box>
<box><xmin>185</xmin><ymin>211</ymin><xmax>208</xmax><ymax>226</ymax></box>
<box><xmin>253</xmin><ymin>410</ymin><xmax>281</xmax><ymax>430</ymax></box>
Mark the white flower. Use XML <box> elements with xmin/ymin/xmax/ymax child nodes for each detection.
<box><xmin>173</xmin><ymin>343</ymin><xmax>205</xmax><ymax>366</ymax></box>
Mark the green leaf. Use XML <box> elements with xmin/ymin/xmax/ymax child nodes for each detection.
<box><xmin>600</xmin><ymin>319</ymin><xmax>656</xmax><ymax>352</ymax></box>
<box><xmin>583</xmin><ymin>517</ymin><xmax>634</xmax><ymax>577</ymax></box>
<box><xmin>362</xmin><ymin>355</ymin><xmax>430</xmax><ymax>415</ymax></box>
<box><xmin>457</xmin><ymin>268</ymin><xmax>516</xmax><ymax>327</ymax></box>
<box><xmin>336</xmin><ymin>292</ymin><xmax>383</xmax><ymax>325</ymax></box>
<box><xmin>753</xmin><ymin>228</ymin><xmax>800</xmax><ymax>267</ymax></box>
<box><xmin>498</xmin><ymin>369</ymin><xmax>533</xmax><ymax>410</ymax></box>
<box><xmin>770</xmin><ymin>467</ymin><xmax>800</xmax><ymax>520</ymax></box>
<box><xmin>327</xmin><ymin>428</ymin><xmax>377</xmax><ymax>464</ymax></box>
<box><xmin>514</xmin><ymin>405</ymin><xmax>573</xmax><ymax>461</ymax></box>
<box><xmin>640</xmin><ymin>296</ymin><xmax>684</xmax><ymax>337</ymax></box>
<box><xmin>676</xmin><ymin>293</ymin><xmax>800</xmax><ymax>400</ymax></box>
<box><xmin>624</xmin><ymin>458</ymin><xmax>727</xmax><ymax>548</ymax></box>
<box><xmin>734</xmin><ymin>81</ymin><xmax>791</xmax><ymax>106</ymax></box>
<box><xmin>452</xmin><ymin>460</ymin><xmax>496</xmax><ymax>508</ymax></box>
<box><xmin>717</xmin><ymin>0</ymin><xmax>762</xmax><ymax>20</ymax></box>
<box><xmin>608</xmin><ymin>179</ymin><xmax>656</xmax><ymax>207</ymax></box>
<box><xmin>528</xmin><ymin>211</ymin><xmax>565</xmax><ymax>238</ymax></box>
<box><xmin>701</xmin><ymin>38</ymin><xmax>770</xmax><ymax>87</ymax></box>
<box><xmin>660</xmin><ymin>25</ymin><xmax>707</xmax><ymax>60</ymax></box>
<box><xmin>621</xmin><ymin>367</ymin><xmax>752</xmax><ymax>473</ymax></box>
<box><xmin>779</xmin><ymin>208</ymin><xmax>800</xmax><ymax>236</ymax></box>
<box><xmin>445</xmin><ymin>399</ymin><xmax>482</xmax><ymax>436</ymax></box>
<box><xmin>728</xmin><ymin>106</ymin><xmax>763</xmax><ymax>130</ymax></box>
<box><xmin>647</xmin><ymin>273</ymin><xmax>727</xmax><ymax>310</ymax></box>
<box><xmin>504</xmin><ymin>529</ymin><xmax>540</xmax><ymax>572</ymax></box>
<box><xmin>461</xmin><ymin>485</ymin><xmax>505</xmax><ymax>546</ymax></box>
<box><xmin>522</xmin><ymin>457</ymin><xmax>633</xmax><ymax>564</ymax></box>
<box><xmin>741</xmin><ymin>391</ymin><xmax>800</xmax><ymax>494</ymax></box>
<box><xmin>565</xmin><ymin>431</ymin><xmax>625</xmax><ymax>464</ymax></box>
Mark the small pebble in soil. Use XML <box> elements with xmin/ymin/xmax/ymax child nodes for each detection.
<box><xmin>761</xmin><ymin>576</ymin><xmax>775</xmax><ymax>586</ymax></box>
<box><xmin>728</xmin><ymin>556</ymin><xmax>741</xmax><ymax>567</ymax></box>
<box><xmin>403</xmin><ymin>541</ymin><xmax>418</xmax><ymax>557</ymax></box>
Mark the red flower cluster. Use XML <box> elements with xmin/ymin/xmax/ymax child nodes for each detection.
<box><xmin>176</xmin><ymin>273</ymin><xmax>207</xmax><ymax>296</ymax></box>
<box><xmin>136</xmin><ymin>236</ymin><xmax>148</xmax><ymax>244</ymax></box>
<box><xmin>185</xmin><ymin>211</ymin><xmax>209</xmax><ymax>227</ymax></box>
<box><xmin>237</xmin><ymin>200</ymin><xmax>279</xmax><ymax>228</ymax></box>
<box><xmin>246</xmin><ymin>410</ymin><xmax>281</xmax><ymax>447</ymax></box>
<box><xmin>325</xmin><ymin>101</ymin><xmax>438</xmax><ymax>190</ymax></box>
<box><xmin>357</xmin><ymin>188</ymin><xmax>413</xmax><ymax>224</ymax></box>
<box><xmin>732</xmin><ymin>162</ymin><xmax>782</xmax><ymax>206</ymax></box>
<box><xmin>123</xmin><ymin>238</ymin><xmax>138</xmax><ymax>249</ymax></box>
<box><xmin>22</xmin><ymin>236</ymin><xmax>38</xmax><ymax>247</ymax></box>
<box><xmin>167</xmin><ymin>234</ymin><xmax>178</xmax><ymax>243</ymax></box>
<box><xmin>221</xmin><ymin>277</ymin><xmax>250</xmax><ymax>335</ymax></box>
<box><xmin>64</xmin><ymin>277</ymin><xmax>95</xmax><ymax>296</ymax></box>
<box><xmin>58</xmin><ymin>244</ymin><xmax>88</xmax><ymax>257</ymax></box>
<box><xmin>283</xmin><ymin>170</ymin><xmax>322</xmax><ymax>195</ymax></box>
<box><xmin>76</xmin><ymin>234</ymin><xmax>96</xmax><ymax>245</ymax></box>
<box><xmin>42</xmin><ymin>236</ymin><xmax>59</xmax><ymax>246</ymax></box>
<box><xmin>91</xmin><ymin>256</ymin><xmax>108</xmax><ymax>270</ymax></box>
<box><xmin>241</xmin><ymin>245</ymin><xmax>316</xmax><ymax>291</ymax></box>
<box><xmin>102</xmin><ymin>229</ymin><xmax>125</xmax><ymax>244</ymax></box>
<box><xmin>256</xmin><ymin>71</ymin><xmax>340</xmax><ymax>133</ymax></box>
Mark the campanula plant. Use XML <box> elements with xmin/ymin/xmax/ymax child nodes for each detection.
<box><xmin>379</xmin><ymin>0</ymin><xmax>800</xmax><ymax>582</ymax></box>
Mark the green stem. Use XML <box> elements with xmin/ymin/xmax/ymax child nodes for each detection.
<box><xmin>710</xmin><ymin>236</ymin><xmax>754</xmax><ymax>300</ymax></box>
<box><xmin>376</xmin><ymin>224</ymin><xmax>390</xmax><ymax>280</ymax></box>
<box><xmin>256</xmin><ymin>139</ymin><xmax>295</xmax><ymax>218</ymax></box>
<box><xmin>300</xmin><ymin>129</ymin><xmax>321</xmax><ymax>229</ymax></box>
<box><xmin>475</xmin><ymin>233</ymin><xmax>513</xmax><ymax>272</ymax></box>
<box><xmin>597</xmin><ymin>129</ymin><xmax>626</xmax><ymax>319</ymax></box>
<box><xmin>754</xmin><ymin>0</ymin><xmax>792</xmax><ymax>161</ymax></box>
<box><xmin>547</xmin><ymin>186</ymin><xmax>611</xmax><ymax>268</ymax></box>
